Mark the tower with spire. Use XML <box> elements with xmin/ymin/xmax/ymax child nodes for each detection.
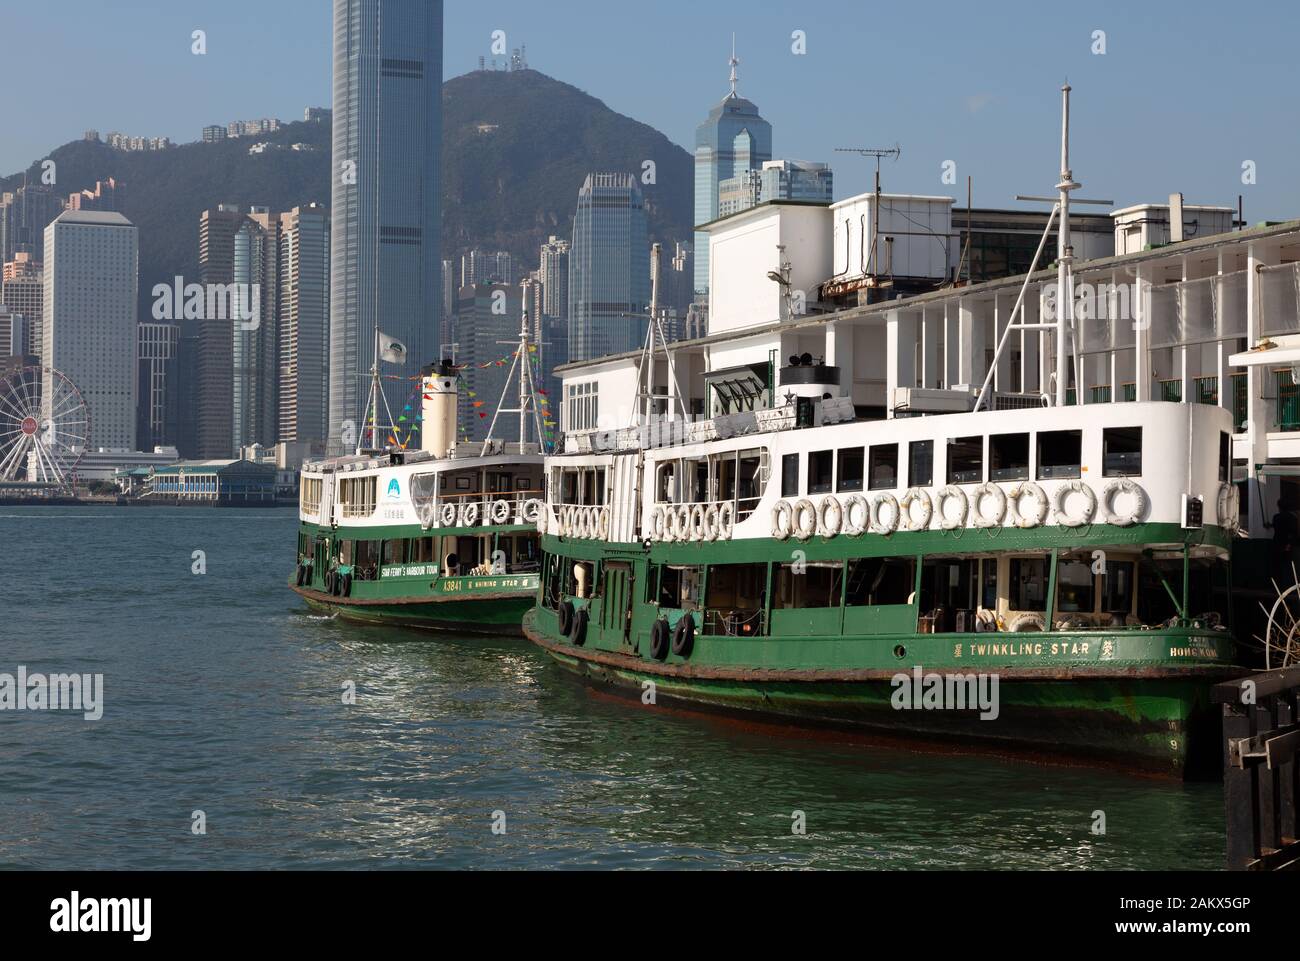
<box><xmin>693</xmin><ymin>35</ymin><xmax>773</xmax><ymax>298</ymax></box>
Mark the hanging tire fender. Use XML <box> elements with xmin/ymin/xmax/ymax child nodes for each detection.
<box><xmin>672</xmin><ymin>614</ymin><xmax>695</xmax><ymax>658</ymax></box>
<box><xmin>558</xmin><ymin>600</ymin><xmax>575</xmax><ymax>637</ymax></box>
<box><xmin>650</xmin><ymin>619</ymin><xmax>671</xmax><ymax>661</ymax></box>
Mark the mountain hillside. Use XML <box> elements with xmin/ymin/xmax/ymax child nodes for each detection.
<box><xmin>1</xmin><ymin>69</ymin><xmax>693</xmax><ymax>314</ymax></box>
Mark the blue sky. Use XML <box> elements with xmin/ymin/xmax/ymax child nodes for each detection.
<box><xmin>5</xmin><ymin>0</ymin><xmax>1298</xmax><ymax>218</ymax></box>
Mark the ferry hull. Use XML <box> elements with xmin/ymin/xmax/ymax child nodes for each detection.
<box><xmin>523</xmin><ymin>610</ymin><xmax>1232</xmax><ymax>778</ymax></box>
<box><xmin>293</xmin><ymin>582</ymin><xmax>535</xmax><ymax>636</ymax></box>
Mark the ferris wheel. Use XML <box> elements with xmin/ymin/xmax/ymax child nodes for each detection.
<box><xmin>0</xmin><ymin>365</ymin><xmax>90</xmax><ymax>491</ymax></box>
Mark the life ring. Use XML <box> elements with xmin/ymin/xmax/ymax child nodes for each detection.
<box><xmin>440</xmin><ymin>503</ymin><xmax>458</xmax><ymax>527</ymax></box>
<box><xmin>703</xmin><ymin>504</ymin><xmax>721</xmax><ymax>541</ymax></box>
<box><xmin>1053</xmin><ymin>481</ymin><xmax>1097</xmax><ymax>528</ymax></box>
<box><xmin>571</xmin><ymin>608</ymin><xmax>589</xmax><ymax>647</ymax></box>
<box><xmin>793</xmin><ymin>499</ymin><xmax>818</xmax><ymax>542</ymax></box>
<box><xmin>663</xmin><ymin>505</ymin><xmax>679</xmax><ymax>542</ymax></box>
<box><xmin>672</xmin><ymin>615</ymin><xmax>695</xmax><ymax>658</ymax></box>
<box><xmin>1008</xmin><ymin>483</ymin><xmax>1049</xmax><ymax>529</ymax></box>
<box><xmin>460</xmin><ymin>502</ymin><xmax>480</xmax><ymax>528</ymax></box>
<box><xmin>1217</xmin><ymin>483</ymin><xmax>1240</xmax><ymax>532</ymax></box>
<box><xmin>522</xmin><ymin>499</ymin><xmax>543</xmax><ymax>524</ymax></box>
<box><xmin>1008</xmin><ymin>612</ymin><xmax>1045</xmax><ymax>633</ymax></box>
<box><xmin>583</xmin><ymin>507</ymin><xmax>598</xmax><ymax>539</ymax></box>
<box><xmin>772</xmin><ymin>500</ymin><xmax>795</xmax><ymax>541</ymax></box>
<box><xmin>899</xmin><ymin>488</ymin><xmax>933</xmax><ymax>532</ymax></box>
<box><xmin>842</xmin><ymin>494</ymin><xmax>870</xmax><ymax>537</ymax></box>
<box><xmin>818</xmin><ymin>497</ymin><xmax>843</xmax><ymax>538</ymax></box>
<box><xmin>971</xmin><ymin>483</ymin><xmax>1007</xmax><ymax>529</ymax></box>
<box><xmin>597</xmin><ymin>507</ymin><xmax>611</xmax><ymax>540</ymax></box>
<box><xmin>689</xmin><ymin>504</ymin><xmax>707</xmax><ymax>541</ymax></box>
<box><xmin>650</xmin><ymin>619</ymin><xmax>671</xmax><ymax>661</ymax></box>
<box><xmin>717</xmin><ymin>502</ymin><xmax>736</xmax><ymax>540</ymax></box>
<box><xmin>936</xmin><ymin>486</ymin><xmax>969</xmax><ymax>531</ymax></box>
<box><xmin>490</xmin><ymin>500</ymin><xmax>512</xmax><ymax>525</ymax></box>
<box><xmin>563</xmin><ymin>506</ymin><xmax>578</xmax><ymax>537</ymax></box>
<box><xmin>537</xmin><ymin>508</ymin><xmax>549</xmax><ymax>536</ymax></box>
<box><xmin>1103</xmin><ymin>479</ymin><xmax>1148</xmax><ymax>528</ymax></box>
<box><xmin>558</xmin><ymin>600</ymin><xmax>575</xmax><ymax>637</ymax></box>
<box><xmin>652</xmin><ymin>506</ymin><xmax>668</xmax><ymax>541</ymax></box>
<box><xmin>871</xmin><ymin>493</ymin><xmax>901</xmax><ymax>535</ymax></box>
<box><xmin>676</xmin><ymin>505</ymin><xmax>692</xmax><ymax>540</ymax></box>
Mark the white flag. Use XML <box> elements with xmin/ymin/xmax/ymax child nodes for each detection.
<box><xmin>379</xmin><ymin>333</ymin><xmax>407</xmax><ymax>365</ymax></box>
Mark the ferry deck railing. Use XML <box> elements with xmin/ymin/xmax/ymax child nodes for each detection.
<box><xmin>1212</xmin><ymin>668</ymin><xmax>1300</xmax><ymax>871</ymax></box>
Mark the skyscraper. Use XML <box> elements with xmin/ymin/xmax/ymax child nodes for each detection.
<box><xmin>1</xmin><ymin>252</ymin><xmax>43</xmax><ymax>357</ymax></box>
<box><xmin>232</xmin><ymin>211</ymin><xmax>282</xmax><ymax>451</ymax></box>
<box><xmin>196</xmin><ymin>205</ymin><xmax>252</xmax><ymax>459</ymax></box>
<box><xmin>278</xmin><ymin>204</ymin><xmax>331</xmax><ymax>448</ymax></box>
<box><xmin>137</xmin><ymin>322</ymin><xmax>180</xmax><ymax>450</ymax></box>
<box><xmin>43</xmin><ymin>211</ymin><xmax>139</xmax><ymax>450</ymax></box>
<box><xmin>1</xmin><ymin>185</ymin><xmax>64</xmax><ymax>264</ymax></box>
<box><xmin>693</xmin><ymin>41</ymin><xmax>772</xmax><ymax>296</ymax></box>
<box><xmin>538</xmin><ymin>235</ymin><xmax>570</xmax><ymax>328</ymax></box>
<box><xmin>330</xmin><ymin>0</ymin><xmax>443</xmax><ymax>455</ymax></box>
<box><xmin>760</xmin><ymin>159</ymin><xmax>834</xmax><ymax>204</ymax></box>
<box><xmin>568</xmin><ymin>173</ymin><xmax>650</xmax><ymax>364</ymax></box>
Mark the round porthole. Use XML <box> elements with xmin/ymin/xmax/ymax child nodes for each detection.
<box><xmin>893</xmin><ymin>645</ymin><xmax>907</xmax><ymax>660</ymax></box>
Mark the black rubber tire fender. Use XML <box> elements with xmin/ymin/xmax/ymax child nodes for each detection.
<box><xmin>650</xmin><ymin>619</ymin><xmax>671</xmax><ymax>662</ymax></box>
<box><xmin>340</xmin><ymin>573</ymin><xmax>353</xmax><ymax>598</ymax></box>
<box><xmin>571</xmin><ymin>608</ymin><xmax>589</xmax><ymax>647</ymax></box>
<box><xmin>558</xmin><ymin>600</ymin><xmax>575</xmax><ymax>637</ymax></box>
<box><xmin>671</xmin><ymin>615</ymin><xmax>695</xmax><ymax>659</ymax></box>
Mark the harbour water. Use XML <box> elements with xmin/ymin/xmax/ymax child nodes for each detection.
<box><xmin>1</xmin><ymin>507</ymin><xmax>1223</xmax><ymax>870</ymax></box>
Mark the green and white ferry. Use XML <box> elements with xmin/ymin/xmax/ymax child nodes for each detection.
<box><xmin>291</xmin><ymin>323</ymin><xmax>547</xmax><ymax>636</ymax></box>
<box><xmin>524</xmin><ymin>89</ymin><xmax>1254</xmax><ymax>775</ymax></box>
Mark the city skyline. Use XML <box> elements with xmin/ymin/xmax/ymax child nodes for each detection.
<box><xmin>2</xmin><ymin>2</ymin><xmax>1298</xmax><ymax>222</ymax></box>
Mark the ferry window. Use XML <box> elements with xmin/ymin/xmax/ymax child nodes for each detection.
<box><xmin>990</xmin><ymin>434</ymin><xmax>1030</xmax><ymax>482</ymax></box>
<box><xmin>543</xmin><ymin>554</ymin><xmax>562</xmax><ymax>609</ymax></box>
<box><xmin>1102</xmin><ymin>561</ymin><xmax>1136</xmax><ymax>615</ymax></box>
<box><xmin>705</xmin><ymin>564</ymin><xmax>767</xmax><ymax>636</ymax></box>
<box><xmin>658</xmin><ymin>566</ymin><xmax>683</xmax><ymax>607</ymax></box>
<box><xmin>837</xmin><ymin>447</ymin><xmax>865</xmax><ymax>493</ymax></box>
<box><xmin>656</xmin><ymin>463</ymin><xmax>676</xmax><ymax>503</ymax></box>
<box><xmin>1103</xmin><ymin>427</ymin><xmax>1142</xmax><ymax>477</ymax></box>
<box><xmin>947</xmin><ymin>437</ymin><xmax>983</xmax><ymax>485</ymax></box>
<box><xmin>1056</xmin><ymin>559</ymin><xmax>1096</xmax><ymax>613</ymax></box>
<box><xmin>775</xmin><ymin>562</ymin><xmax>842</xmax><ymax>609</ymax></box>
<box><xmin>980</xmin><ymin>559</ymin><xmax>998</xmax><ymax>611</ymax></box>
<box><xmin>781</xmin><ymin>454</ymin><xmax>800</xmax><ymax>498</ymax></box>
<box><xmin>737</xmin><ymin>451</ymin><xmax>765</xmax><ymax>520</ymax></box>
<box><xmin>1038</xmin><ymin>431</ymin><xmax>1082</xmax><ymax>480</ymax></box>
<box><xmin>716</xmin><ymin>457</ymin><xmax>735</xmax><ymax>504</ymax></box>
<box><xmin>808</xmin><ymin>450</ymin><xmax>834</xmax><ymax>495</ymax></box>
<box><xmin>909</xmin><ymin>441</ymin><xmax>934</xmax><ymax>488</ymax></box>
<box><xmin>869</xmin><ymin>444</ymin><xmax>899</xmax><ymax>491</ymax></box>
<box><xmin>594</xmin><ymin>469</ymin><xmax>607</xmax><ymax>505</ymax></box>
<box><xmin>412</xmin><ymin>537</ymin><xmax>438</xmax><ymax>564</ymax></box>
<box><xmin>644</xmin><ymin>565</ymin><xmax>659</xmax><ymax>604</ymax></box>
<box><xmin>1008</xmin><ymin>557</ymin><xmax>1048</xmax><ymax>611</ymax></box>
<box><xmin>562</xmin><ymin>470</ymin><xmax>580</xmax><ymax>505</ymax></box>
<box><xmin>692</xmin><ymin>460</ymin><xmax>711</xmax><ymax>503</ymax></box>
<box><xmin>846</xmin><ymin>557</ymin><xmax>915</xmax><ymax>607</ymax></box>
<box><xmin>1219</xmin><ymin>432</ymin><xmax>1230</xmax><ymax>484</ymax></box>
<box><xmin>383</xmin><ymin>540</ymin><xmax>402</xmax><ymax>565</ymax></box>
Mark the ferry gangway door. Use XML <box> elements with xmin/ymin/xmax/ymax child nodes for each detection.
<box><xmin>1213</xmin><ymin>669</ymin><xmax>1300</xmax><ymax>870</ymax></box>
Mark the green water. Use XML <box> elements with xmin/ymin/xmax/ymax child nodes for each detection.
<box><xmin>0</xmin><ymin>507</ymin><xmax>1224</xmax><ymax>869</ymax></box>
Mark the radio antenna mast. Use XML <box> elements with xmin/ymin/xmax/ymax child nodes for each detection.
<box><xmin>835</xmin><ymin>144</ymin><xmax>901</xmax><ymax>275</ymax></box>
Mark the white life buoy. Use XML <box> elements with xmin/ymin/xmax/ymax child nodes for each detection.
<box><xmin>794</xmin><ymin>499</ymin><xmax>818</xmax><ymax>542</ymax></box>
<box><xmin>490</xmin><ymin>500</ymin><xmax>512</xmax><ymax>525</ymax></box>
<box><xmin>522</xmin><ymin>499</ymin><xmax>543</xmax><ymax>524</ymax></box>
<box><xmin>971</xmin><ymin>483</ymin><xmax>1007</xmax><ymax>529</ymax></box>
<box><xmin>842</xmin><ymin>494</ymin><xmax>870</xmax><ymax>537</ymax></box>
<box><xmin>537</xmin><ymin>508</ymin><xmax>549</xmax><ymax>536</ymax></box>
<box><xmin>717</xmin><ymin>502</ymin><xmax>736</xmax><ymax>540</ymax></box>
<box><xmin>597</xmin><ymin>507</ymin><xmax>611</xmax><ymax>540</ymax></box>
<box><xmin>652</xmin><ymin>506</ymin><xmax>668</xmax><ymax>541</ymax></box>
<box><xmin>677</xmin><ymin>505</ymin><xmax>692</xmax><ymax>541</ymax></box>
<box><xmin>772</xmin><ymin>500</ymin><xmax>795</xmax><ymax>541</ymax></box>
<box><xmin>818</xmin><ymin>497</ymin><xmax>843</xmax><ymax>538</ymax></box>
<box><xmin>703</xmin><ymin>504</ymin><xmax>721</xmax><ymax>541</ymax></box>
<box><xmin>440</xmin><ymin>503</ymin><xmax>458</xmax><ymax>528</ymax></box>
<box><xmin>899</xmin><ymin>488</ymin><xmax>934</xmax><ymax>532</ymax></box>
<box><xmin>663</xmin><ymin>504</ymin><xmax>679</xmax><ymax>542</ymax></box>
<box><xmin>871</xmin><ymin>493</ymin><xmax>901</xmax><ymax>535</ymax></box>
<box><xmin>937</xmin><ymin>486</ymin><xmax>969</xmax><ymax>531</ymax></box>
<box><xmin>1217</xmin><ymin>483</ymin><xmax>1240</xmax><ymax>532</ymax></box>
<box><xmin>1008</xmin><ymin>482</ymin><xmax>1049</xmax><ymax>529</ymax></box>
<box><xmin>460</xmin><ymin>502</ymin><xmax>480</xmax><ymax>528</ymax></box>
<box><xmin>1054</xmin><ymin>481</ymin><xmax>1098</xmax><ymax>528</ymax></box>
<box><xmin>1008</xmin><ymin>612</ymin><xmax>1046</xmax><ymax>633</ymax></box>
<box><xmin>566</xmin><ymin>506</ymin><xmax>580</xmax><ymax>537</ymax></box>
<box><xmin>1103</xmin><ymin>479</ymin><xmax>1148</xmax><ymax>528</ymax></box>
<box><xmin>584</xmin><ymin>507</ymin><xmax>598</xmax><ymax>539</ymax></box>
<box><xmin>572</xmin><ymin>507</ymin><xmax>586</xmax><ymax>539</ymax></box>
<box><xmin>690</xmin><ymin>504</ymin><xmax>707</xmax><ymax>542</ymax></box>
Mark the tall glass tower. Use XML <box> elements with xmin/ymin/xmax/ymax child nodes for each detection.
<box><xmin>693</xmin><ymin>41</ymin><xmax>772</xmax><ymax>297</ymax></box>
<box><xmin>568</xmin><ymin>174</ymin><xmax>650</xmax><ymax>364</ymax></box>
<box><xmin>329</xmin><ymin>0</ymin><xmax>442</xmax><ymax>454</ymax></box>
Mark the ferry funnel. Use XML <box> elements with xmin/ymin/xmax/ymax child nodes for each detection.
<box><xmin>422</xmin><ymin>360</ymin><xmax>459</xmax><ymax>458</ymax></box>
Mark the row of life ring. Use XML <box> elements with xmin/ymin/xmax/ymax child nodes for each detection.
<box><xmin>769</xmin><ymin>479</ymin><xmax>1152</xmax><ymax>539</ymax></box>
<box><xmin>650</xmin><ymin>503</ymin><xmax>737</xmax><ymax>543</ymax></box>
<box><xmin>544</xmin><ymin>505</ymin><xmax>612</xmax><ymax>540</ymax></box>
<box><xmin>437</xmin><ymin>499</ymin><xmax>544</xmax><ymax>529</ymax></box>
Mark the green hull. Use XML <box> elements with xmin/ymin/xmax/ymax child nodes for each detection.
<box><xmin>295</xmin><ymin>581</ymin><xmax>535</xmax><ymax>636</ymax></box>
